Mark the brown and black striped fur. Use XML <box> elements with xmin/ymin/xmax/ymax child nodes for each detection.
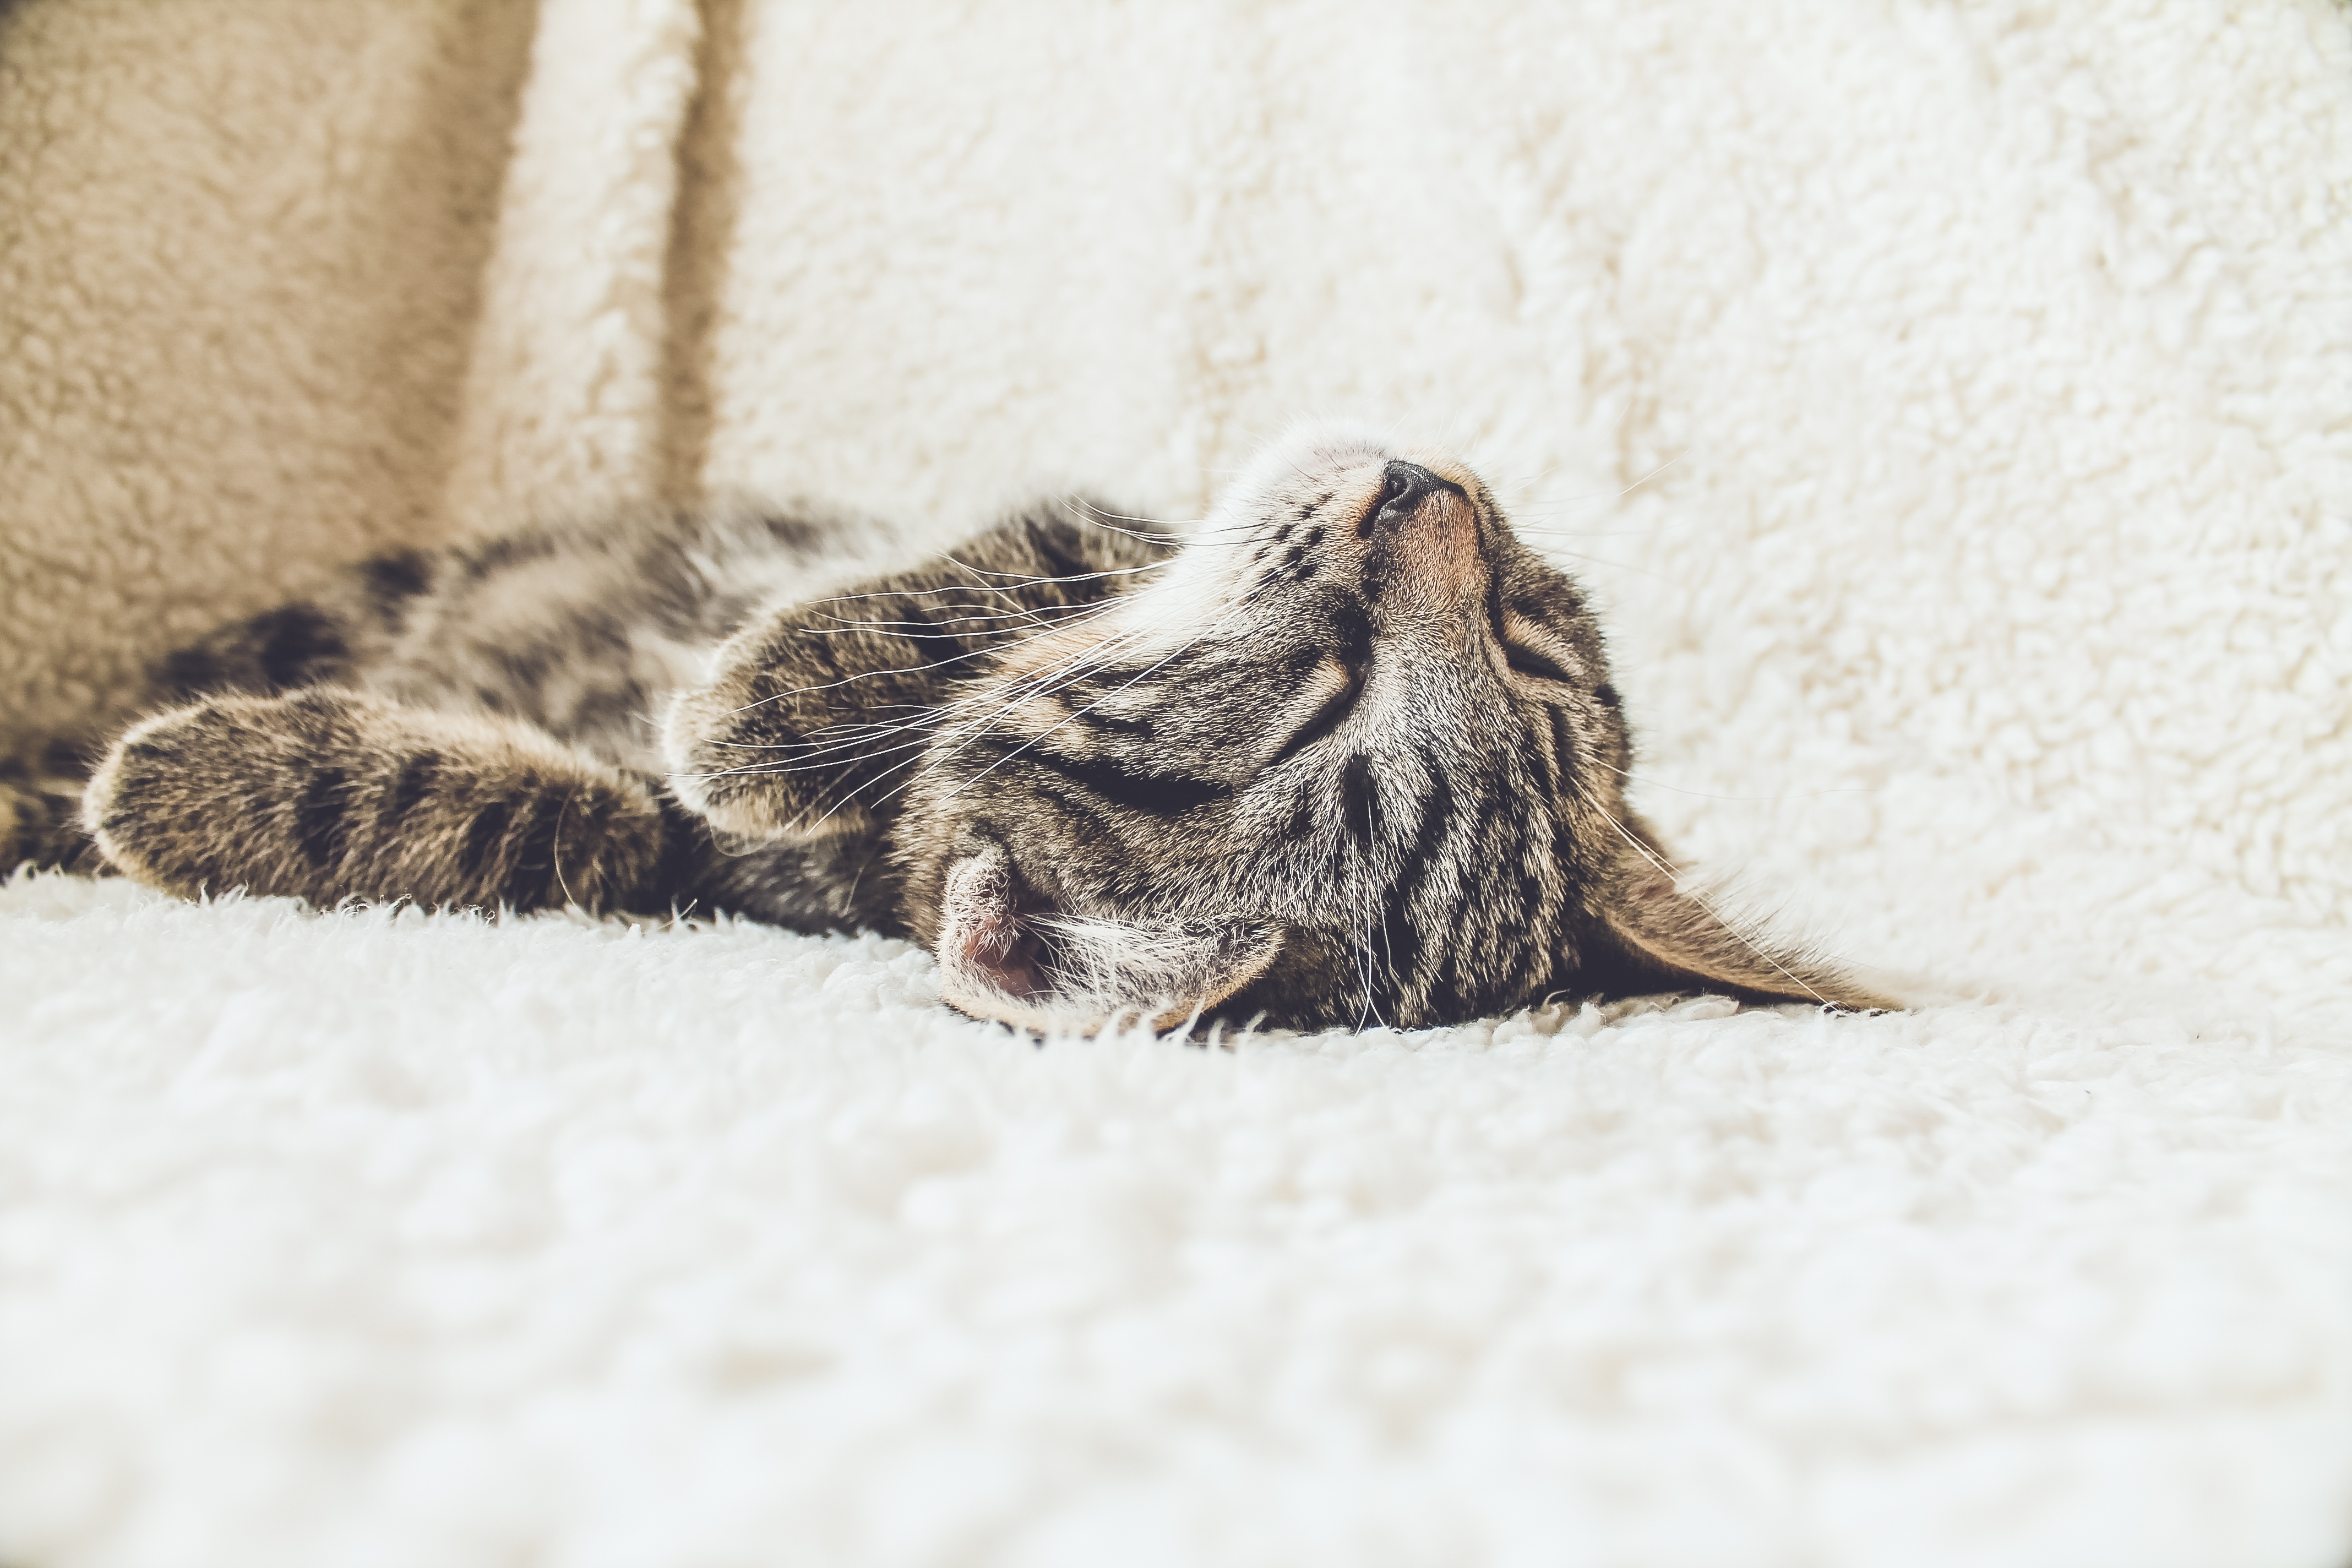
<box><xmin>21</xmin><ymin>427</ymin><xmax>1893</xmax><ymax>1034</ymax></box>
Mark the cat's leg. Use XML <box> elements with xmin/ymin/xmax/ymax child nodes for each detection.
<box><xmin>84</xmin><ymin>688</ymin><xmax>670</xmax><ymax>912</ymax></box>
<box><xmin>664</xmin><ymin>503</ymin><xmax>1166</xmax><ymax>843</ymax></box>
<box><xmin>6</xmin><ymin>544</ymin><xmax>434</xmax><ymax>884</ymax></box>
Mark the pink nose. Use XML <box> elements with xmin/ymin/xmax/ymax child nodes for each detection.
<box><xmin>1360</xmin><ymin>460</ymin><xmax>1466</xmax><ymax>537</ymax></box>
<box><xmin>1366</xmin><ymin>464</ymin><xmax>1482</xmax><ymax>615</ymax></box>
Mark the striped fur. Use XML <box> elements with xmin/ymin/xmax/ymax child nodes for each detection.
<box><xmin>37</xmin><ymin>428</ymin><xmax>1893</xmax><ymax>1033</ymax></box>
<box><xmin>0</xmin><ymin>740</ymin><xmax>106</xmax><ymax>876</ymax></box>
<box><xmin>88</xmin><ymin>689</ymin><xmax>666</xmax><ymax>911</ymax></box>
<box><xmin>880</xmin><ymin>431</ymin><xmax>1893</xmax><ymax>1031</ymax></box>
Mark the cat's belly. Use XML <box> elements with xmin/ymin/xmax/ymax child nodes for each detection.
<box><xmin>352</xmin><ymin>506</ymin><xmax>877</xmax><ymax>777</ymax></box>
<box><xmin>362</xmin><ymin>630</ymin><xmax>716</xmax><ymax>777</ymax></box>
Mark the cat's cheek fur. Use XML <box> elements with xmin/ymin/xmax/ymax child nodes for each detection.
<box><xmin>932</xmin><ymin>842</ymin><xmax>1283</xmax><ymax>1035</ymax></box>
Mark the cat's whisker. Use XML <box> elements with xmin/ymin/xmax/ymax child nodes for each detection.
<box><xmin>800</xmin><ymin>600</ymin><xmax>1112</xmax><ymax>634</ymax></box>
<box><xmin>861</xmin><ymin>649</ymin><xmax>1146</xmax><ymax>802</ymax></box>
<box><xmin>1517</xmin><ymin>546</ymin><xmax>1679</xmax><ymax>584</ymax></box>
<box><xmin>873</xmin><ymin>603</ymin><xmax>1243</xmax><ymax>818</ymax></box>
<box><xmin>721</xmin><ymin>598</ymin><xmax>1135</xmax><ymax>715</ymax></box>
<box><xmin>797</xmin><ymin>558</ymin><xmax>1161</xmax><ymax>608</ymax></box>
<box><xmin>683</xmin><ymin>680</ymin><xmax>1063</xmax><ymax>779</ymax></box>
<box><xmin>690</xmin><ymin>704</ymin><xmax>958</xmax><ymax>756</ymax></box>
<box><xmin>665</xmin><ymin>727</ymin><xmax>944</xmax><ymax>782</ymax></box>
<box><xmin>1350</xmin><ymin>776</ymin><xmax>1395</xmax><ymax>1031</ymax></box>
<box><xmin>778</xmin><ymin>618</ymin><xmax>1174</xmax><ymax>830</ymax></box>
<box><xmin>794</xmin><ymin>596</ymin><xmax>1120</xmax><ymax>642</ymax></box>
<box><xmin>1349</xmin><ymin>897</ymin><xmax>1378</xmax><ymax>1033</ymax></box>
<box><xmin>811</xmin><ymin>593</ymin><xmax>1113</xmax><ymax>625</ymax></box>
<box><xmin>1498</xmin><ymin>524</ymin><xmax>1656</xmax><ymax>540</ymax></box>
<box><xmin>938</xmin><ymin>554</ymin><xmax>1168</xmax><ymax>590</ymax></box>
<box><xmin>1597</xmin><ymin>758</ymin><xmax>1880</xmax><ymax>803</ymax></box>
<box><xmin>551</xmin><ymin>788</ymin><xmax>577</xmax><ymax>908</ymax></box>
<box><xmin>1482</xmin><ymin>447</ymin><xmax>1697</xmax><ymax>527</ymax></box>
<box><xmin>680</xmin><ymin>715</ymin><xmax>952</xmax><ymax>767</ymax></box>
<box><xmin>985</xmin><ymin>626</ymin><xmax>1166</xmax><ymax>712</ymax></box>
<box><xmin>1058</xmin><ymin>497</ymin><xmax>1211</xmax><ymax>537</ymax></box>
<box><xmin>912</xmin><ymin>625</ymin><xmax>1223</xmax><ymax>808</ymax></box>
<box><xmin>718</xmin><ymin>645</ymin><xmax>1020</xmax><ymax>712</ymax></box>
<box><xmin>1485</xmin><ymin>460</ymin><xmax>1646</xmax><ymax>504</ymax></box>
<box><xmin>1369</xmin><ymin>795</ymin><xmax>1398</xmax><ymax>1022</ymax></box>
<box><xmin>694</xmin><ymin>652</ymin><xmax>1118</xmax><ymax>773</ymax></box>
<box><xmin>962</xmin><ymin>598</ymin><xmax>1196</xmax><ymax>705</ymax></box>
<box><xmin>1062</xmin><ymin>503</ymin><xmax>1262</xmax><ymax>547</ymax></box>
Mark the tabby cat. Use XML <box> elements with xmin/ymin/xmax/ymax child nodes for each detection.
<box><xmin>8</xmin><ymin>428</ymin><xmax>1891</xmax><ymax>1032</ymax></box>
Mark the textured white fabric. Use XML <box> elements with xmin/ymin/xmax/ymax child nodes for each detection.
<box><xmin>5</xmin><ymin>1</ymin><xmax>2352</xmax><ymax>1565</ymax></box>
<box><xmin>441</xmin><ymin>0</ymin><xmax>704</xmax><ymax>537</ymax></box>
<box><xmin>0</xmin><ymin>0</ymin><xmax>533</xmax><ymax>746</ymax></box>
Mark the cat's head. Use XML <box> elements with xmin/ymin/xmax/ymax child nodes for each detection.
<box><xmin>892</xmin><ymin>427</ymin><xmax>1887</xmax><ymax>1034</ymax></box>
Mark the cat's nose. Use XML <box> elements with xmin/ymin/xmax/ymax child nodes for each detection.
<box><xmin>1364</xmin><ymin>461</ymin><xmax>1462</xmax><ymax>536</ymax></box>
<box><xmin>1360</xmin><ymin>459</ymin><xmax>1482</xmax><ymax>613</ymax></box>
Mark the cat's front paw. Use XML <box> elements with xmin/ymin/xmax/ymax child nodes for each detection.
<box><xmin>86</xmin><ymin>689</ymin><xmax>666</xmax><ymax>911</ymax></box>
<box><xmin>80</xmin><ymin>704</ymin><xmax>247</xmax><ymax>896</ymax></box>
<box><xmin>661</xmin><ymin>680</ymin><xmax>881</xmax><ymax>843</ymax></box>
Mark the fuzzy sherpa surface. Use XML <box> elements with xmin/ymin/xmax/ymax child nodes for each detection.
<box><xmin>4</xmin><ymin>1</ymin><xmax>2351</xmax><ymax>1566</ymax></box>
<box><xmin>5</xmin><ymin>870</ymin><xmax>2349</xmax><ymax>1568</ymax></box>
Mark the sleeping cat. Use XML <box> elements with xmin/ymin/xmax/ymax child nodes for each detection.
<box><xmin>17</xmin><ymin>427</ymin><xmax>1891</xmax><ymax>1032</ymax></box>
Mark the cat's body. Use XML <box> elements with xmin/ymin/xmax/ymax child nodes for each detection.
<box><xmin>78</xmin><ymin>498</ymin><xmax>1148</xmax><ymax>939</ymax></box>
<box><xmin>14</xmin><ymin>428</ymin><xmax>1892</xmax><ymax>1032</ymax></box>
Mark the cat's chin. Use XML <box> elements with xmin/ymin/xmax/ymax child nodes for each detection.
<box><xmin>932</xmin><ymin>842</ymin><xmax>1283</xmax><ymax>1036</ymax></box>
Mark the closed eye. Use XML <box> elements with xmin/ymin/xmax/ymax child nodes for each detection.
<box><xmin>1268</xmin><ymin>662</ymin><xmax>1364</xmax><ymax>764</ymax></box>
<box><xmin>1504</xmin><ymin>644</ymin><xmax>1574</xmax><ymax>684</ymax></box>
<box><xmin>1494</xmin><ymin>603</ymin><xmax>1580</xmax><ymax>688</ymax></box>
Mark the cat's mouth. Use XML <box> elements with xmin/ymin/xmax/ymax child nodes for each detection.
<box><xmin>938</xmin><ymin>839</ymin><xmax>1052</xmax><ymax>1005</ymax></box>
<box><xmin>933</xmin><ymin>837</ymin><xmax>1284</xmax><ymax>1035</ymax></box>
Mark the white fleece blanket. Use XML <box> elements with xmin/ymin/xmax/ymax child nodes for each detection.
<box><xmin>5</xmin><ymin>2</ymin><xmax>2352</xmax><ymax>1566</ymax></box>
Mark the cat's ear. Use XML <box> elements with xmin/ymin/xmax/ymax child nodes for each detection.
<box><xmin>934</xmin><ymin>842</ymin><xmax>1283</xmax><ymax>1034</ymax></box>
<box><xmin>1593</xmin><ymin>836</ymin><xmax>1899</xmax><ymax>1012</ymax></box>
